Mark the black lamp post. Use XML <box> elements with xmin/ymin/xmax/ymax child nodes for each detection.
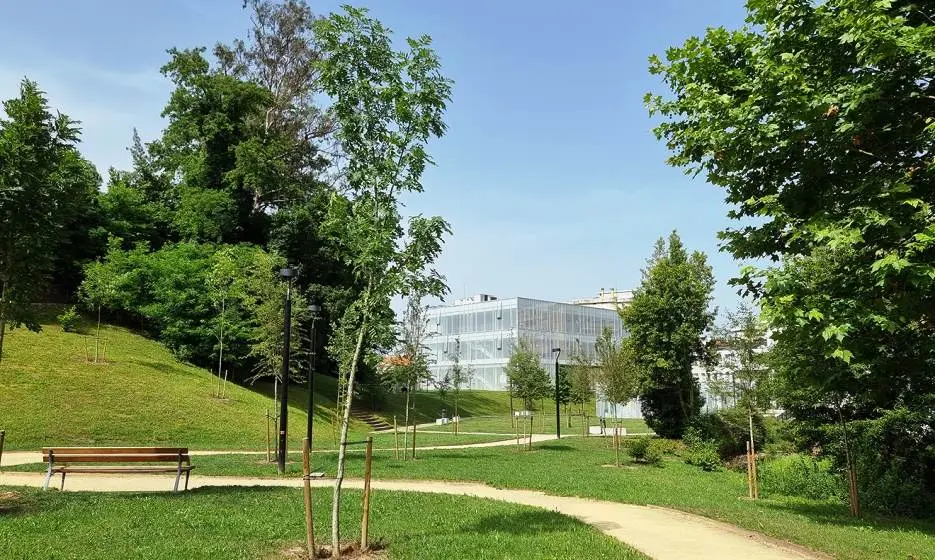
<box><xmin>306</xmin><ymin>304</ymin><xmax>321</xmax><ymax>445</ymax></box>
<box><xmin>552</xmin><ymin>347</ymin><xmax>561</xmax><ymax>439</ymax></box>
<box><xmin>277</xmin><ymin>267</ymin><xmax>295</xmax><ymax>474</ymax></box>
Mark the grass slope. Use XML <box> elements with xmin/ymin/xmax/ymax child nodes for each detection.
<box><xmin>0</xmin><ymin>318</ymin><xmax>371</xmax><ymax>451</ymax></box>
<box><xmin>0</xmin><ymin>486</ymin><xmax>646</xmax><ymax>559</ymax></box>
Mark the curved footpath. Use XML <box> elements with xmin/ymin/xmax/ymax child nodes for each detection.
<box><xmin>0</xmin><ymin>470</ymin><xmax>824</xmax><ymax>560</ymax></box>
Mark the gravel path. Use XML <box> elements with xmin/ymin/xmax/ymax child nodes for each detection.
<box><xmin>0</xmin><ymin>470</ymin><xmax>824</xmax><ymax>560</ymax></box>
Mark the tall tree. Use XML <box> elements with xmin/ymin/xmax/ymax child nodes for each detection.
<box><xmin>0</xmin><ymin>80</ymin><xmax>96</xmax><ymax>363</ymax></box>
<box><xmin>314</xmin><ymin>7</ymin><xmax>452</xmax><ymax>555</ymax></box>
<box><xmin>648</xmin><ymin>0</ymin><xmax>935</xmax><ymax>514</ymax></box>
<box><xmin>504</xmin><ymin>337</ymin><xmax>552</xmax><ymax>411</ymax></box>
<box><xmin>593</xmin><ymin>327</ymin><xmax>641</xmax><ymax>417</ymax></box>
<box><xmin>621</xmin><ymin>233</ymin><xmax>715</xmax><ymax>438</ymax></box>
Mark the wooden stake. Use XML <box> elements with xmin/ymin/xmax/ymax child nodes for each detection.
<box><xmin>302</xmin><ymin>437</ymin><xmax>316</xmax><ymax>559</ymax></box>
<box><xmin>752</xmin><ymin>445</ymin><xmax>759</xmax><ymax>500</ymax></box>
<box><xmin>746</xmin><ymin>441</ymin><xmax>754</xmax><ymax>499</ymax></box>
<box><xmin>614</xmin><ymin>423</ymin><xmax>621</xmax><ymax>467</ymax></box>
<box><xmin>393</xmin><ymin>416</ymin><xmax>399</xmax><ymax>460</ymax></box>
<box><xmin>0</xmin><ymin>430</ymin><xmax>5</xmax><ymax>467</ymax></box>
<box><xmin>527</xmin><ymin>416</ymin><xmax>533</xmax><ymax>451</ymax></box>
<box><xmin>265</xmin><ymin>410</ymin><xmax>271</xmax><ymax>463</ymax></box>
<box><xmin>361</xmin><ymin>436</ymin><xmax>373</xmax><ymax>551</ymax></box>
<box><xmin>515</xmin><ymin>415</ymin><xmax>520</xmax><ymax>447</ymax></box>
<box><xmin>411</xmin><ymin>422</ymin><xmax>417</xmax><ymax>459</ymax></box>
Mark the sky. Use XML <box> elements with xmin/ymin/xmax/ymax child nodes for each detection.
<box><xmin>0</xmin><ymin>0</ymin><xmax>752</xmax><ymax>316</ymax></box>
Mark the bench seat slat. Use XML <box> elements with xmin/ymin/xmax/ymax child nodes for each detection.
<box><xmin>52</xmin><ymin>466</ymin><xmax>194</xmax><ymax>474</ymax></box>
<box><xmin>44</xmin><ymin>454</ymin><xmax>189</xmax><ymax>463</ymax></box>
<box><xmin>43</xmin><ymin>447</ymin><xmax>187</xmax><ymax>455</ymax></box>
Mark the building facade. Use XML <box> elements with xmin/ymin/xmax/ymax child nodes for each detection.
<box><xmin>424</xmin><ymin>294</ymin><xmax>625</xmax><ymax>390</ymax></box>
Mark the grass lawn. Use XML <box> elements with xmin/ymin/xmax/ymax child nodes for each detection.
<box><xmin>0</xmin><ymin>316</ymin><xmax>382</xmax><ymax>451</ymax></box>
<box><xmin>0</xmin><ymin>485</ymin><xmax>646</xmax><ymax>559</ymax></box>
<box><xmin>171</xmin><ymin>438</ymin><xmax>935</xmax><ymax>560</ymax></box>
<box><xmin>426</xmin><ymin>414</ymin><xmax>651</xmax><ymax>435</ymax></box>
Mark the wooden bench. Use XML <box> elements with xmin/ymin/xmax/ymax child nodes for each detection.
<box><xmin>42</xmin><ymin>447</ymin><xmax>193</xmax><ymax>492</ymax></box>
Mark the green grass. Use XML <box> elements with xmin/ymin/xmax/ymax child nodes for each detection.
<box><xmin>0</xmin><ymin>315</ymin><xmax>397</xmax><ymax>451</ymax></box>
<box><xmin>169</xmin><ymin>439</ymin><xmax>935</xmax><ymax>560</ymax></box>
<box><xmin>427</xmin><ymin>414</ymin><xmax>651</xmax><ymax>435</ymax></box>
<box><xmin>0</xmin><ymin>485</ymin><xmax>646</xmax><ymax>559</ymax></box>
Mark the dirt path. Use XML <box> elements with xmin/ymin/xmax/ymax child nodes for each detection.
<box><xmin>0</xmin><ymin>471</ymin><xmax>823</xmax><ymax>560</ymax></box>
<box><xmin>0</xmin><ymin>434</ymin><xmax>557</xmax><ymax>467</ymax></box>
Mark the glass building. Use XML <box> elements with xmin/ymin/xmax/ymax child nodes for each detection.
<box><xmin>424</xmin><ymin>295</ymin><xmax>625</xmax><ymax>390</ymax></box>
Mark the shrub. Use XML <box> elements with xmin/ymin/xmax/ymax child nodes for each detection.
<box><xmin>691</xmin><ymin>408</ymin><xmax>767</xmax><ymax>460</ymax></box>
<box><xmin>58</xmin><ymin>306</ymin><xmax>80</xmax><ymax>333</ymax></box>
<box><xmin>683</xmin><ymin>427</ymin><xmax>722</xmax><ymax>471</ymax></box>
<box><xmin>652</xmin><ymin>438</ymin><xmax>686</xmax><ymax>456</ymax></box>
<box><xmin>626</xmin><ymin>437</ymin><xmax>663</xmax><ymax>466</ymax></box>
<box><xmin>823</xmin><ymin>408</ymin><xmax>935</xmax><ymax>517</ymax></box>
<box><xmin>759</xmin><ymin>454</ymin><xmax>844</xmax><ymax>501</ymax></box>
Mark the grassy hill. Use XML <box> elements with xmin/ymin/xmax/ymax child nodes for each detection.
<box><xmin>0</xmin><ymin>312</ymin><xmax>528</xmax><ymax>451</ymax></box>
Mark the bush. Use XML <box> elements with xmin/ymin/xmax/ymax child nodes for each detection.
<box><xmin>626</xmin><ymin>437</ymin><xmax>663</xmax><ymax>466</ymax></box>
<box><xmin>652</xmin><ymin>438</ymin><xmax>686</xmax><ymax>457</ymax></box>
<box><xmin>824</xmin><ymin>407</ymin><xmax>935</xmax><ymax>517</ymax></box>
<box><xmin>683</xmin><ymin>427</ymin><xmax>722</xmax><ymax>471</ymax></box>
<box><xmin>760</xmin><ymin>454</ymin><xmax>844</xmax><ymax>501</ymax></box>
<box><xmin>57</xmin><ymin>306</ymin><xmax>80</xmax><ymax>333</ymax></box>
<box><xmin>690</xmin><ymin>408</ymin><xmax>767</xmax><ymax>460</ymax></box>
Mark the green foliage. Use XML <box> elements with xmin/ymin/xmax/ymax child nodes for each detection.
<box><xmin>57</xmin><ymin>306</ymin><xmax>80</xmax><ymax>333</ymax></box>
<box><xmin>504</xmin><ymin>337</ymin><xmax>553</xmax><ymax>410</ymax></box>
<box><xmin>567</xmin><ymin>342</ymin><xmax>595</xmax><ymax>412</ymax></box>
<box><xmin>593</xmin><ymin>327</ymin><xmax>640</xmax><ymax>410</ymax></box>
<box><xmin>0</xmin><ymin>80</ymin><xmax>99</xmax><ymax>358</ymax></box>
<box><xmin>690</xmin><ymin>408</ymin><xmax>767</xmax><ymax>460</ymax></box>
<box><xmin>626</xmin><ymin>436</ymin><xmax>663</xmax><ymax>466</ymax></box>
<box><xmin>621</xmin><ymin>232</ymin><xmax>715</xmax><ymax>438</ymax></box>
<box><xmin>709</xmin><ymin>304</ymin><xmax>774</xmax><ymax>414</ymax></box>
<box><xmin>683</xmin><ymin>427</ymin><xmax>722</xmax><ymax>471</ymax></box>
<box><xmin>652</xmin><ymin>438</ymin><xmax>687</xmax><ymax>457</ymax></box>
<box><xmin>824</xmin><ymin>408</ymin><xmax>935</xmax><ymax>518</ymax></box>
<box><xmin>760</xmin><ymin>454</ymin><xmax>844</xmax><ymax>502</ymax></box>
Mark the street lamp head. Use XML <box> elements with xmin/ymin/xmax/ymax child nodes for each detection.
<box><xmin>551</xmin><ymin>347</ymin><xmax>561</xmax><ymax>353</ymax></box>
<box><xmin>279</xmin><ymin>267</ymin><xmax>295</xmax><ymax>279</ymax></box>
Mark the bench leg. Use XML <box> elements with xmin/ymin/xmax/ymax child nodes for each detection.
<box><xmin>42</xmin><ymin>466</ymin><xmax>53</xmax><ymax>490</ymax></box>
<box><xmin>60</xmin><ymin>472</ymin><xmax>66</xmax><ymax>491</ymax></box>
<box><xmin>184</xmin><ymin>470</ymin><xmax>191</xmax><ymax>491</ymax></box>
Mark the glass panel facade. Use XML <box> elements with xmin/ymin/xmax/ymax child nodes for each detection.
<box><xmin>424</xmin><ymin>297</ymin><xmax>626</xmax><ymax>391</ymax></box>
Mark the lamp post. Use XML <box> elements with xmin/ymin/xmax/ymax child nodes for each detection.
<box><xmin>306</xmin><ymin>304</ymin><xmax>321</xmax><ymax>445</ymax></box>
<box><xmin>277</xmin><ymin>267</ymin><xmax>295</xmax><ymax>474</ymax></box>
<box><xmin>552</xmin><ymin>347</ymin><xmax>561</xmax><ymax>439</ymax></box>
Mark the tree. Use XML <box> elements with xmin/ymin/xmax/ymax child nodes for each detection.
<box><xmin>594</xmin><ymin>325</ymin><xmax>641</xmax><ymax>407</ymax></box>
<box><xmin>380</xmin><ymin>296</ymin><xmax>434</xmax><ymax>456</ymax></box>
<box><xmin>568</xmin><ymin>341</ymin><xmax>595</xmax><ymax>418</ymax></box>
<box><xmin>648</xmin><ymin>0</ymin><xmax>935</xmax><ymax>514</ymax></box>
<box><xmin>712</xmin><ymin>304</ymin><xmax>772</xmax><ymax>413</ymax></box>
<box><xmin>448</xmin><ymin>338</ymin><xmax>473</xmax><ymax>434</ymax></box>
<box><xmin>505</xmin><ymin>337</ymin><xmax>552</xmax><ymax>411</ymax></box>
<box><xmin>78</xmin><ymin>250</ymin><xmax>122</xmax><ymax>363</ymax></box>
<box><xmin>621</xmin><ymin>233</ymin><xmax>715</xmax><ymax>438</ymax></box>
<box><xmin>314</xmin><ymin>7</ymin><xmax>452</xmax><ymax>555</ymax></box>
<box><xmin>0</xmin><ymin>80</ymin><xmax>96</xmax><ymax>364</ymax></box>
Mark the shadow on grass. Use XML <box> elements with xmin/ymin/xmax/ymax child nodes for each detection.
<box><xmin>126</xmin><ymin>358</ymin><xmax>192</xmax><ymax>376</ymax></box>
<box><xmin>460</xmin><ymin>509</ymin><xmax>580</xmax><ymax>536</ymax></box>
<box><xmin>761</xmin><ymin>498</ymin><xmax>935</xmax><ymax>537</ymax></box>
<box><xmin>535</xmin><ymin>444</ymin><xmax>575</xmax><ymax>452</ymax></box>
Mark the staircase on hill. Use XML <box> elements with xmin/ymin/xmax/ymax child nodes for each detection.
<box><xmin>350</xmin><ymin>405</ymin><xmax>394</xmax><ymax>432</ymax></box>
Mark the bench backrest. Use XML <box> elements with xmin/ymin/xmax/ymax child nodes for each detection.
<box><xmin>42</xmin><ymin>447</ymin><xmax>189</xmax><ymax>463</ymax></box>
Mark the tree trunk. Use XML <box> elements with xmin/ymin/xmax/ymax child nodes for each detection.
<box><xmin>454</xmin><ymin>391</ymin><xmax>459</xmax><ymax>435</ymax></box>
<box><xmin>217</xmin><ymin>297</ymin><xmax>225</xmax><ymax>397</ymax></box>
<box><xmin>403</xmin><ymin>382</ymin><xmax>411</xmax><ymax>458</ymax></box>
<box><xmin>0</xmin><ymin>279</ymin><xmax>7</xmax><ymax>366</ymax></box>
<box><xmin>331</xmin><ymin>309</ymin><xmax>370</xmax><ymax>557</ymax></box>
<box><xmin>95</xmin><ymin>304</ymin><xmax>102</xmax><ymax>364</ymax></box>
<box><xmin>837</xmin><ymin>404</ymin><xmax>860</xmax><ymax>516</ymax></box>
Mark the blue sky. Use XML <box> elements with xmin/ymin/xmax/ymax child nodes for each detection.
<box><xmin>0</xmin><ymin>0</ymin><xmax>751</xmax><ymax>316</ymax></box>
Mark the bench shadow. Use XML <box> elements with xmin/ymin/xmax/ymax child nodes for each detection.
<box><xmin>761</xmin><ymin>499</ymin><xmax>935</xmax><ymax>537</ymax></box>
<box><xmin>459</xmin><ymin>509</ymin><xmax>579</xmax><ymax>536</ymax></box>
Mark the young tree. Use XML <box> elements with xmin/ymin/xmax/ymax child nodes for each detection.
<box><xmin>568</xmin><ymin>341</ymin><xmax>595</xmax><ymax>418</ymax></box>
<box><xmin>504</xmin><ymin>337</ymin><xmax>552</xmax><ymax>411</ymax></box>
<box><xmin>380</xmin><ymin>296</ymin><xmax>434</xmax><ymax>454</ymax></box>
<box><xmin>314</xmin><ymin>7</ymin><xmax>452</xmax><ymax>555</ymax></box>
<box><xmin>593</xmin><ymin>327</ymin><xmax>640</xmax><ymax>417</ymax></box>
<box><xmin>0</xmin><ymin>80</ymin><xmax>96</xmax><ymax>364</ymax></box>
<box><xmin>78</xmin><ymin>253</ymin><xmax>121</xmax><ymax>364</ymax></box>
<box><xmin>621</xmin><ymin>232</ymin><xmax>715</xmax><ymax>438</ymax></box>
<box><xmin>448</xmin><ymin>339</ymin><xmax>474</xmax><ymax>434</ymax></box>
